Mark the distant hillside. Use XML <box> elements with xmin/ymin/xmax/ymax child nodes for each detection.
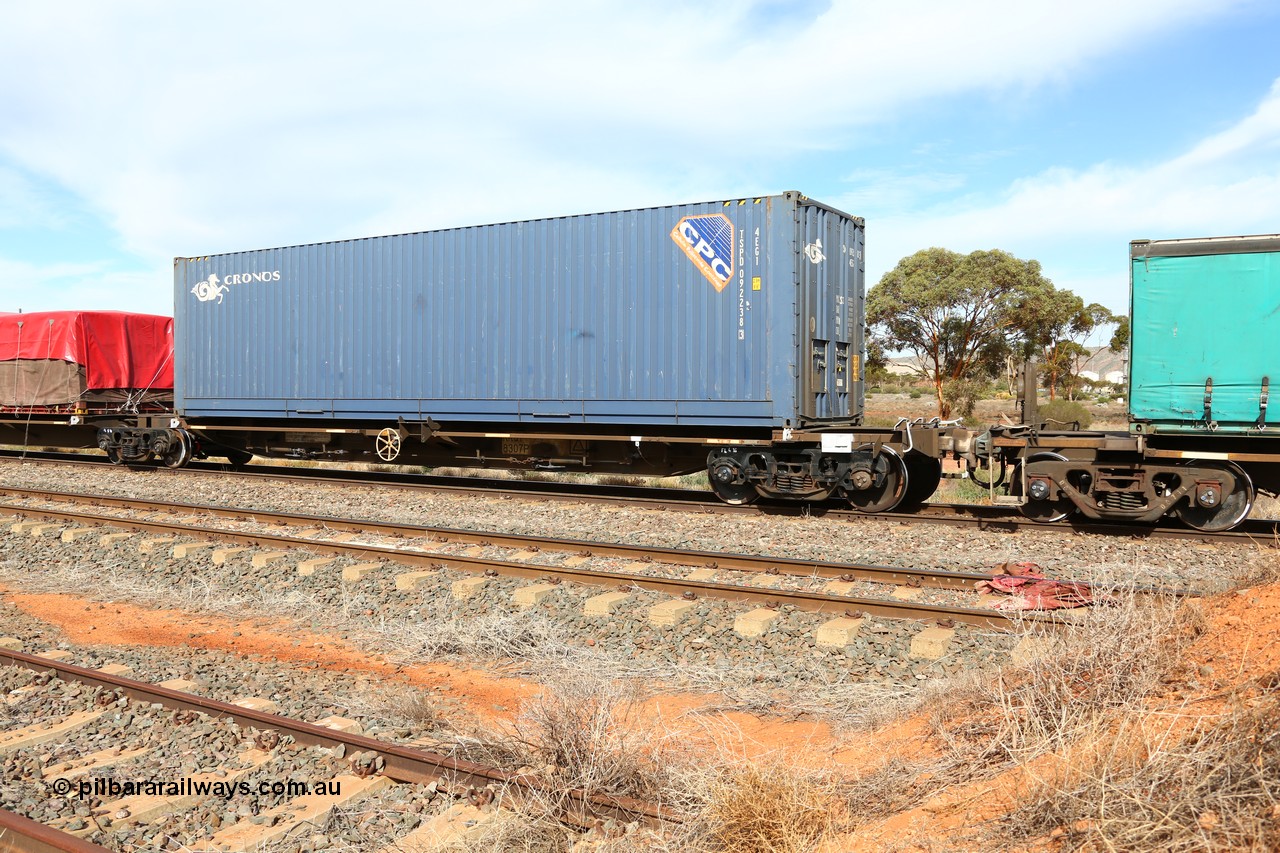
<box><xmin>885</xmin><ymin>346</ymin><xmax>1127</xmax><ymax>381</ymax></box>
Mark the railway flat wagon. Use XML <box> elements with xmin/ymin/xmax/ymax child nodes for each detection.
<box><xmin>972</xmin><ymin>233</ymin><xmax>1280</xmax><ymax>531</ymax></box>
<box><xmin>0</xmin><ymin>311</ymin><xmax>175</xmax><ymax>459</ymax></box>
<box><xmin>162</xmin><ymin>192</ymin><xmax>949</xmax><ymax>507</ymax></box>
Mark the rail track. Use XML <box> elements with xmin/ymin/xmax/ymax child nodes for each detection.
<box><xmin>0</xmin><ymin>464</ymin><xmax>1199</xmax><ymax>850</ymax></box>
<box><xmin>0</xmin><ymin>648</ymin><xmax>667</xmax><ymax>851</ymax></box>
<box><xmin>2</xmin><ymin>449</ymin><xmax>1277</xmax><ymax>545</ymax></box>
<box><xmin>0</xmin><ymin>485</ymin><xmax>1069</xmax><ymax>629</ymax></box>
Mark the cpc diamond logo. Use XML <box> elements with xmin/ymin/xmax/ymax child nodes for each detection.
<box><xmin>671</xmin><ymin>214</ymin><xmax>734</xmax><ymax>292</ymax></box>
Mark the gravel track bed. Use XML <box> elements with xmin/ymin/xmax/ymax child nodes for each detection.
<box><xmin>1</xmin><ymin>666</ymin><xmax>478</xmax><ymax>852</ymax></box>
<box><xmin>0</xmin><ymin>601</ymin><xmax>466</xmax><ymax>742</ymax></box>
<box><xmin>1</xmin><ymin>530</ymin><xmax>1013</xmax><ymax>697</ymax></box>
<box><xmin>1</xmin><ymin>492</ymin><xmax>1002</xmax><ymax>611</ymax></box>
<box><xmin>0</xmin><ymin>459</ymin><xmax>1260</xmax><ymax>590</ymax></box>
<box><xmin>1</xmin><ymin>459</ymin><xmax>1254</xmax><ymax>848</ymax></box>
<box><xmin>0</xmin><ymin>457</ymin><xmax>1264</xmax><ymax>722</ymax></box>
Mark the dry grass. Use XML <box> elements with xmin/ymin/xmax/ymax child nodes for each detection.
<box><xmin>1007</xmin><ymin>695</ymin><xmax>1280</xmax><ymax>851</ymax></box>
<box><xmin>931</xmin><ymin>588</ymin><xmax>1195</xmax><ymax>766</ymax></box>
<box><xmin>426</xmin><ymin>672</ymin><xmax>845</xmax><ymax>852</ymax></box>
<box><xmin>843</xmin><ymin>755</ymin><xmax>968</xmax><ymax>825</ymax></box>
<box><xmin>427</xmin><ymin>811</ymin><xmax>572</xmax><ymax>852</ymax></box>
<box><xmin>451</xmin><ymin>673</ymin><xmax>678</xmax><ymax>805</ymax></box>
<box><xmin>830</xmin><ymin>588</ymin><xmax>1208</xmax><ymax>845</ymax></box>
<box><xmin>344</xmin><ymin>683</ymin><xmax>449</xmax><ymax>733</ymax></box>
<box><xmin>687</xmin><ymin>761</ymin><xmax>841</xmax><ymax>853</ymax></box>
<box><xmin>428</xmin><ymin>673</ymin><xmax>687</xmax><ymax>850</ymax></box>
<box><xmin>370</xmin><ymin>608</ymin><xmax>571</xmax><ymax>664</ymax></box>
<box><xmin>1238</xmin><ymin>544</ymin><xmax>1280</xmax><ymax>587</ymax></box>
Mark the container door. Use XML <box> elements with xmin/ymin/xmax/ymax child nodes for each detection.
<box><xmin>795</xmin><ymin>200</ymin><xmax>863</xmax><ymax>423</ymax></box>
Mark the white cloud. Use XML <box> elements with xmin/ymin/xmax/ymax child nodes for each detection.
<box><xmin>0</xmin><ymin>257</ymin><xmax>169</xmax><ymax>315</ymax></box>
<box><xmin>856</xmin><ymin>76</ymin><xmax>1280</xmax><ymax>311</ymax></box>
<box><xmin>0</xmin><ymin>0</ymin><xmax>1245</xmax><ymax>258</ymax></box>
<box><xmin>839</xmin><ymin>168</ymin><xmax>968</xmax><ymax>213</ymax></box>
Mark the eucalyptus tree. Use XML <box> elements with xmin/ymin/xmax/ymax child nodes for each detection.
<box><xmin>868</xmin><ymin>247</ymin><xmax>1053</xmax><ymax>417</ymax></box>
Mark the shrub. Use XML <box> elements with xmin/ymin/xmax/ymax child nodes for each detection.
<box><xmin>1008</xmin><ymin>696</ymin><xmax>1280</xmax><ymax>851</ymax></box>
<box><xmin>697</xmin><ymin>762</ymin><xmax>838</xmax><ymax>853</ymax></box>
<box><xmin>942</xmin><ymin>377</ymin><xmax>988</xmax><ymax>419</ymax></box>
<box><xmin>1038</xmin><ymin>398</ymin><xmax>1092</xmax><ymax>429</ymax></box>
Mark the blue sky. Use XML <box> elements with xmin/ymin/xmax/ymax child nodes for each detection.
<box><xmin>1</xmin><ymin>0</ymin><xmax>1278</xmax><ymax>322</ymax></box>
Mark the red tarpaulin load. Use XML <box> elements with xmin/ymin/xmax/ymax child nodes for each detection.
<box><xmin>0</xmin><ymin>311</ymin><xmax>173</xmax><ymax>396</ymax></box>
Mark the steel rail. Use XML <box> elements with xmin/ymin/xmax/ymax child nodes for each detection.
<box><xmin>0</xmin><ymin>486</ymin><xmax>997</xmax><ymax>592</ymax></box>
<box><xmin>0</xmin><ymin>649</ymin><xmax>670</xmax><ymax>828</ymax></box>
<box><xmin>0</xmin><ymin>499</ymin><xmax>1040</xmax><ymax>628</ymax></box>
<box><xmin>5</xmin><ymin>450</ymin><xmax>1270</xmax><ymax>543</ymax></box>
<box><xmin>0</xmin><ymin>808</ymin><xmax>108</xmax><ymax>853</ymax></box>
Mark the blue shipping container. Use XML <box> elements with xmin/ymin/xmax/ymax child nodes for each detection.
<box><xmin>175</xmin><ymin>192</ymin><xmax>864</xmax><ymax>430</ymax></box>
<box><xmin>1130</xmin><ymin>234</ymin><xmax>1280</xmax><ymax>433</ymax></box>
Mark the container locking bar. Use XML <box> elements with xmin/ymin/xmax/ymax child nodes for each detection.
<box><xmin>1258</xmin><ymin>377</ymin><xmax>1270</xmax><ymax>429</ymax></box>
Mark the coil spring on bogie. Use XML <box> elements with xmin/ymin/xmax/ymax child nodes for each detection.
<box><xmin>773</xmin><ymin>473</ymin><xmax>818</xmax><ymax>493</ymax></box>
<box><xmin>1100</xmin><ymin>491</ymin><xmax>1145</xmax><ymax>511</ymax></box>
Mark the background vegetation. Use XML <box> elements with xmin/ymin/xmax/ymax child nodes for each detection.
<box><xmin>866</xmin><ymin>246</ymin><xmax>1125</xmax><ymax>418</ymax></box>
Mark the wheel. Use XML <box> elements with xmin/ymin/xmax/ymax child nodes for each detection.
<box><xmin>226</xmin><ymin>449</ymin><xmax>253</xmax><ymax>467</ymax></box>
<box><xmin>375</xmin><ymin>427</ymin><xmax>403</xmax><ymax>462</ymax></box>
<box><xmin>898</xmin><ymin>454</ymin><xmax>942</xmax><ymax>509</ymax></box>
<box><xmin>104</xmin><ymin>447</ymin><xmax>122</xmax><ymax>465</ymax></box>
<box><xmin>1013</xmin><ymin>452</ymin><xmax>1077</xmax><ymax>523</ymax></box>
<box><xmin>841</xmin><ymin>445</ymin><xmax>908</xmax><ymax>513</ymax></box>
<box><xmin>161</xmin><ymin>430</ymin><xmax>192</xmax><ymax>469</ymax></box>
<box><xmin>1175</xmin><ymin>461</ymin><xmax>1254</xmax><ymax>532</ymax></box>
<box><xmin>707</xmin><ymin>457</ymin><xmax>759</xmax><ymax>505</ymax></box>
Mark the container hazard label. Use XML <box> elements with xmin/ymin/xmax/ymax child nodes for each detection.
<box><xmin>671</xmin><ymin>214</ymin><xmax>734</xmax><ymax>292</ymax></box>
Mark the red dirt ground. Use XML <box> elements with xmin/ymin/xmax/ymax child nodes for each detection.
<box><xmin>1</xmin><ymin>587</ymin><xmax>854</xmax><ymax>765</ymax></box>
<box><xmin>6</xmin><ymin>576</ymin><xmax>1277</xmax><ymax>850</ymax></box>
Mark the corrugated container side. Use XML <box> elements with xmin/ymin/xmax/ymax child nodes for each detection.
<box><xmin>1130</xmin><ymin>235</ymin><xmax>1280</xmax><ymax>432</ymax></box>
<box><xmin>175</xmin><ymin>193</ymin><xmax>863</xmax><ymax>429</ymax></box>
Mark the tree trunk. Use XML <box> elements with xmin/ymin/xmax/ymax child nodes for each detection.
<box><xmin>934</xmin><ymin>376</ymin><xmax>950</xmax><ymax>418</ymax></box>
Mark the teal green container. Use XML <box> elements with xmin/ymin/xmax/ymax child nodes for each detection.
<box><xmin>1130</xmin><ymin>235</ymin><xmax>1280</xmax><ymax>433</ymax></box>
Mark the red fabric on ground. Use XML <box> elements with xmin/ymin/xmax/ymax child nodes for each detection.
<box><xmin>977</xmin><ymin>561</ymin><xmax>1097</xmax><ymax>610</ymax></box>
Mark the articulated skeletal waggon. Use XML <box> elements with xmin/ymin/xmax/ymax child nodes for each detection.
<box><xmin>2</xmin><ymin>198</ymin><xmax>1276</xmax><ymax>531</ymax></box>
<box><xmin>160</xmin><ymin>191</ymin><xmax>961</xmax><ymax>510</ymax></box>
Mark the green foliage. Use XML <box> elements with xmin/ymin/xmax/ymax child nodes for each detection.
<box><xmin>941</xmin><ymin>376</ymin><xmax>986</xmax><ymax>419</ymax></box>
<box><xmin>1024</xmin><ymin>297</ymin><xmax>1118</xmax><ymax>399</ymax></box>
<box><xmin>863</xmin><ymin>354</ymin><xmax>894</xmax><ymax>388</ymax></box>
<box><xmin>867</xmin><ymin>247</ymin><xmax>1053</xmax><ymax>417</ymax></box>
<box><xmin>868</xmin><ymin>245</ymin><xmax>1124</xmax><ymax>412</ymax></box>
<box><xmin>864</xmin><ymin>338</ymin><xmax>888</xmax><ymax>374</ymax></box>
<box><xmin>1109</xmin><ymin>315</ymin><xmax>1130</xmax><ymax>353</ymax></box>
<box><xmin>1038</xmin><ymin>398</ymin><xmax>1092</xmax><ymax>429</ymax></box>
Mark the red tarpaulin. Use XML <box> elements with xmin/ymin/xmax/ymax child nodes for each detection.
<box><xmin>0</xmin><ymin>311</ymin><xmax>173</xmax><ymax>390</ymax></box>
